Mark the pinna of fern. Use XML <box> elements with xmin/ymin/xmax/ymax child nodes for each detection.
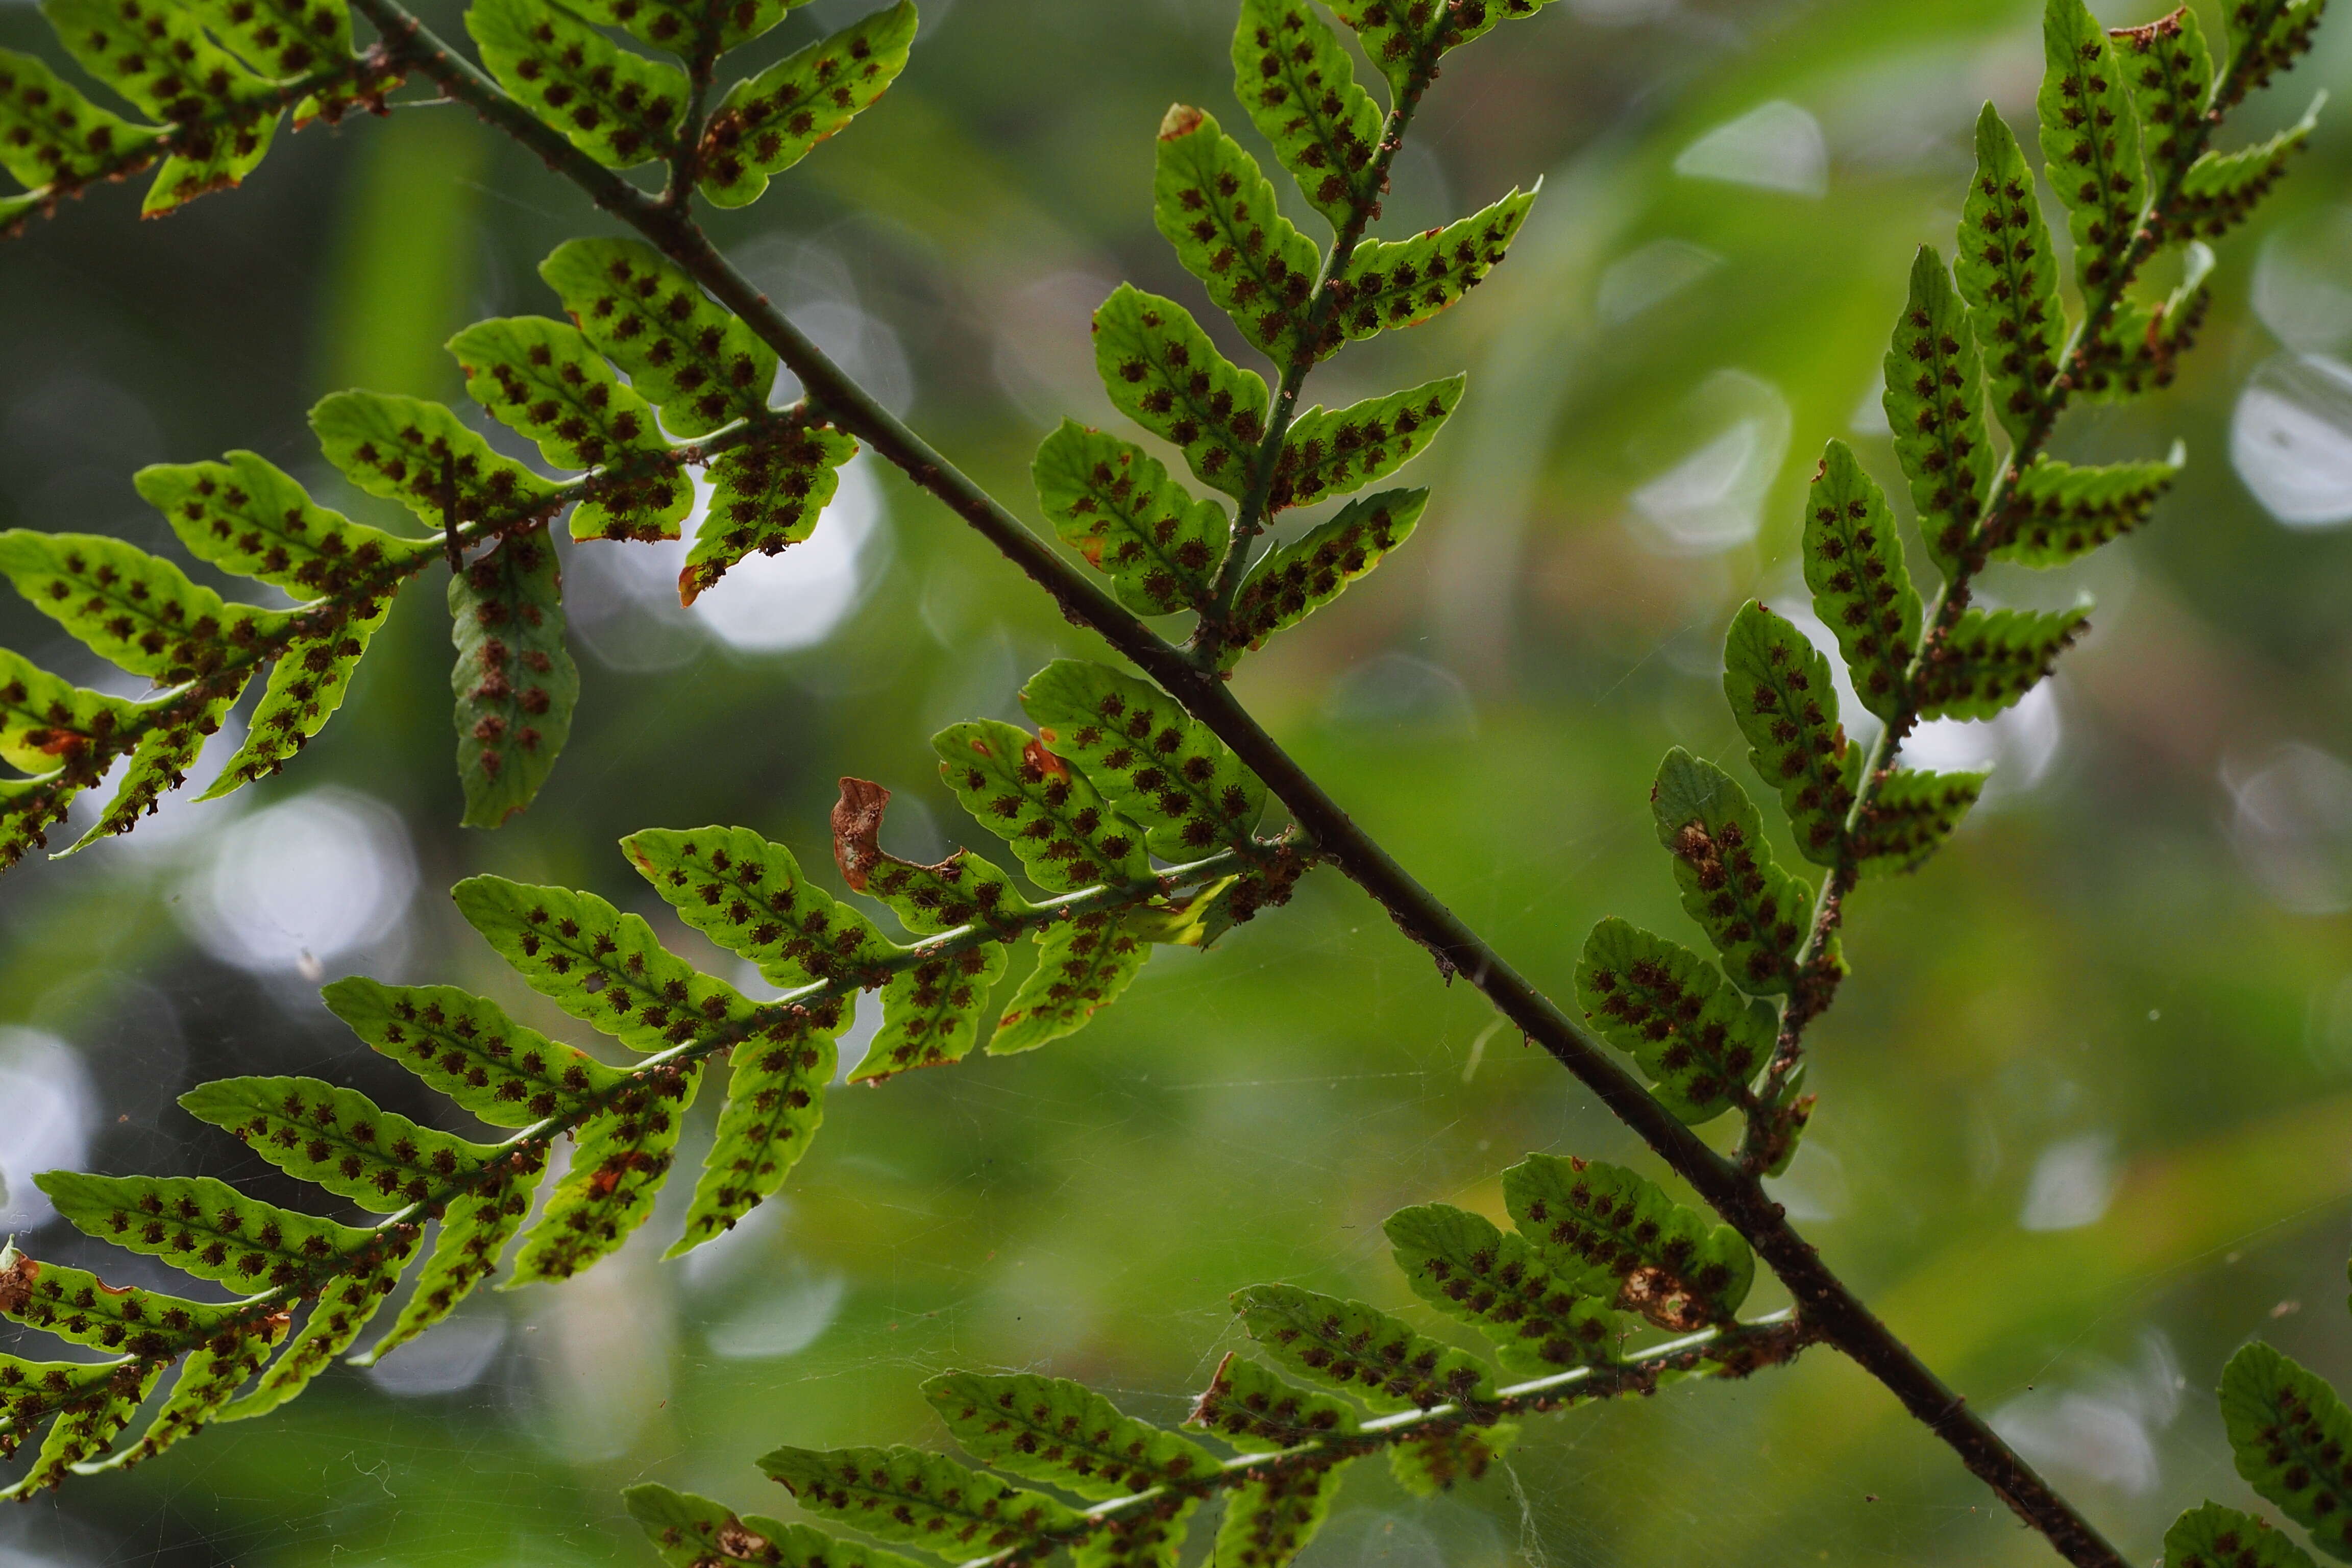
<box><xmin>0</xmin><ymin>712</ymin><xmax>1304</xmax><ymax>1494</ymax></box>
<box><xmin>616</xmin><ymin>1157</ymin><xmax>1820</xmax><ymax>1568</ymax></box>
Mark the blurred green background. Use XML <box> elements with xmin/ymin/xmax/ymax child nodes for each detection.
<box><xmin>5</xmin><ymin>0</ymin><xmax>2352</xmax><ymax>1563</ymax></box>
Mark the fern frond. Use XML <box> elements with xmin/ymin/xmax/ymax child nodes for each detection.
<box><xmin>450</xmin><ymin>526</ymin><xmax>579</xmax><ymax>826</ymax></box>
<box><xmin>1995</xmin><ymin>447</ymin><xmax>2184</xmax><ymax>567</ymax></box>
<box><xmin>1882</xmin><ymin>246</ymin><xmax>1993</xmax><ymax>576</ymax></box>
<box><xmin>449</xmin><ymin>316</ymin><xmax>691</xmax><ymax>540</ymax></box>
<box><xmin>41</xmin><ymin>0</ymin><xmax>281</xmax><ymax>212</ymax></box>
<box><xmin>1574</xmin><ymin>918</ymin><xmax>1772</xmax><ymax>1124</ymax></box>
<box><xmin>1331</xmin><ymin>186</ymin><xmax>1537</xmax><ymax>347</ymax></box>
<box><xmin>1325</xmin><ymin>0</ymin><xmax>1560</xmax><ymax>103</ymax></box>
<box><xmin>540</xmin><ymin>238</ymin><xmax>778</xmax><ymax>436</ymax></box>
<box><xmin>1720</xmin><ymin>602</ymin><xmax>1857</xmax><ymax>868</ymax></box>
<box><xmin>1229</xmin><ymin>0</ymin><xmax>1382</xmax><ymax>235</ymax></box>
<box><xmin>1221</xmin><ymin>488</ymin><xmax>1423</xmax><ymax>665</ymax></box>
<box><xmin>2039</xmin><ymin>0</ymin><xmax>2146</xmax><ymax>293</ymax></box>
<box><xmin>1020</xmin><ymin>660</ymin><xmax>1268</xmax><ymax>860</ymax></box>
<box><xmin>697</xmin><ymin>0</ymin><xmax>916</xmax><ymax>208</ymax></box>
<box><xmin>1153</xmin><ymin>105</ymin><xmax>1319</xmax><ymax>365</ymax></box>
<box><xmin>2175</xmin><ymin>91</ymin><xmax>2324</xmax><ymax>238</ymax></box>
<box><xmin>1850</xmin><ymin>768</ymin><xmax>1987</xmax><ymax>875</ymax></box>
<box><xmin>2218</xmin><ymin>0</ymin><xmax>2326</xmax><ymax>113</ymax></box>
<box><xmin>758</xmin><ymin>1446</ymin><xmax>1084</xmax><ymax>1556</ymax></box>
<box><xmin>1502</xmin><ymin>1154</ymin><xmax>1753</xmax><ymax>1330</ymax></box>
<box><xmin>1270</xmin><ymin>375</ymin><xmax>1460</xmax><ymax>512</ymax></box>
<box><xmin>1092</xmin><ymin>285</ymin><xmax>1270</xmax><ymax>500</ymax></box>
<box><xmin>1955</xmin><ymin>104</ymin><xmax>2064</xmax><ymax>445</ymax></box>
<box><xmin>1649</xmin><ymin>749</ymin><xmax>1811</xmax><ymax>996</ymax></box>
<box><xmin>1801</xmin><ymin>440</ymin><xmax>1922</xmax><ymax>722</ymax></box>
<box><xmin>1913</xmin><ymin>604</ymin><xmax>2090</xmax><ymax>721</ymax></box>
<box><xmin>1033</xmin><ymin>421</ymin><xmax>1229</xmax><ymax>618</ymax></box>
<box><xmin>467</xmin><ymin>0</ymin><xmax>687</xmax><ymax>169</ymax></box>
<box><xmin>1382</xmin><ymin>1203</ymin><xmax>1616</xmax><ymax>1376</ymax></box>
<box><xmin>2221</xmin><ymin>1342</ymin><xmax>2352</xmax><ymax>1561</ymax></box>
<box><xmin>685</xmin><ymin>422</ymin><xmax>857</xmax><ymax>602</ymax></box>
<box><xmin>2113</xmin><ymin>7</ymin><xmax>2214</xmax><ymax>188</ymax></box>
<box><xmin>924</xmin><ymin>1370</ymin><xmax>1222</xmax><ymax>1498</ymax></box>
<box><xmin>2165</xmin><ymin>1504</ymin><xmax>2320</xmax><ymax>1568</ymax></box>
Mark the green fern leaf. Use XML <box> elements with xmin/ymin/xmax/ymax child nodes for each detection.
<box><xmin>136</xmin><ymin>450</ymin><xmax>435</xmax><ymax>596</ymax></box>
<box><xmin>352</xmin><ymin>1157</ymin><xmax>543</xmax><ymax>1364</ymax></box>
<box><xmin>1154</xmin><ymin>105</ymin><xmax>1319</xmax><ymax>364</ymax></box>
<box><xmin>935</xmin><ymin>718</ymin><xmax>1151</xmax><ymax>892</ymax></box>
<box><xmin>567</xmin><ymin>0</ymin><xmax>797</xmax><ymax>56</ymax></box>
<box><xmin>1033</xmin><ymin>421</ymin><xmax>1228</xmax><ymax>618</ymax></box>
<box><xmin>0</xmin><ymin>51</ymin><xmax>162</xmax><ymax>194</ymax></box>
<box><xmin>625</xmin><ymin>824</ymin><xmax>894</xmax><ymax>987</ymax></box>
<box><xmin>38</xmin><ymin>1171</ymin><xmax>375</xmax><ymax>1294</ymax></box>
<box><xmin>1996</xmin><ymin>447</ymin><xmax>2182</xmax><ymax>567</ymax></box>
<box><xmin>1186</xmin><ymin>1352</ymin><xmax>1359</xmax><ymax>1450</ymax></box>
<box><xmin>2221</xmin><ymin>0</ymin><xmax>2327</xmax><ymax>113</ymax></box>
<box><xmin>833</xmin><ymin>778</ymin><xmax>1037</xmax><ymax>938</ymax></box>
<box><xmin>696</xmin><ymin>0</ymin><xmax>916</xmax><ymax>207</ymax></box>
<box><xmin>1073</xmin><ymin>1502</ymin><xmax>1200</xmax><ymax>1568</ymax></box>
<box><xmin>467</xmin><ymin>0</ymin><xmax>686</xmax><ymax>169</ymax></box>
<box><xmin>1575</xmin><ymin>919</ymin><xmax>1772</xmax><ymax>1124</ymax></box>
<box><xmin>53</xmin><ymin>1318</ymin><xmax>279</xmax><ymax>1473</ymax></box>
<box><xmin>1502</xmin><ymin>1153</ymin><xmax>1753</xmax><ymax>1329</ymax></box>
<box><xmin>1271</xmin><ymin>375</ymin><xmax>1460</xmax><ymax>511</ymax></box>
<box><xmin>1232</xmin><ymin>1283</ymin><xmax>1498</xmax><ymax>1412</ymax></box>
<box><xmin>448</xmin><ymin>316</ymin><xmax>689</xmax><ymax>542</ymax></box>
<box><xmin>0</xmin><ymin>649</ymin><xmax>135</xmax><ymax>776</ymax></box>
<box><xmin>2114</xmin><ymin>7</ymin><xmax>2214</xmax><ymax>187</ymax></box>
<box><xmin>1326</xmin><ymin>0</ymin><xmax>1559</xmax><ymax>102</ymax></box>
<box><xmin>0</xmin><ymin>530</ymin><xmax>287</xmax><ymax>681</ymax></box>
<box><xmin>2222</xmin><ymin>1341</ymin><xmax>2352</xmax><ymax>1562</ymax></box>
<box><xmin>2082</xmin><ymin>242</ymin><xmax>2212</xmax><ymax>400</ymax></box>
<box><xmin>1802</xmin><ymin>441</ymin><xmax>1921</xmax><ymax>720</ymax></box>
<box><xmin>670</xmin><ymin>1004</ymin><xmax>841</xmax><ymax>1253</ymax></box>
<box><xmin>1021</xmin><ymin>660</ymin><xmax>1267</xmax><ymax>859</ymax></box>
<box><xmin>1913</xmin><ymin>604</ymin><xmax>2089</xmax><ymax>721</ymax></box>
<box><xmin>683</xmin><ymin>424</ymin><xmax>857</xmax><ymax>603</ymax></box>
<box><xmin>1721</xmin><ymin>601</ymin><xmax>1856</xmax><ymax>868</ymax></box>
<box><xmin>2175</xmin><ymin>92</ymin><xmax>2323</xmax><ymax>238</ymax></box>
<box><xmin>659</xmin><ymin>862</ymin><xmax>867</xmax><ymax>989</ymax></box>
<box><xmin>311</xmin><ymin>390</ymin><xmax>564</xmax><ymax>527</ymax></box>
<box><xmin>1387</xmin><ymin>1420</ymin><xmax>1518</xmax><ymax>1497</ymax></box>
<box><xmin>454</xmin><ymin>875</ymin><xmax>763</xmax><ymax>1052</ymax></box>
<box><xmin>179</xmin><ymin>1074</ymin><xmax>498</xmax><ymax>1209</ymax></box>
<box><xmin>3</xmin><ymin>1369</ymin><xmax>165</xmax><ymax>1496</ymax></box>
<box><xmin>1211</xmin><ymin>1463</ymin><xmax>1346</xmax><ymax>1568</ymax></box>
<box><xmin>1851</xmin><ymin>768</ymin><xmax>1987</xmax><ymax>876</ymax></box>
<box><xmin>0</xmin><ymin>772</ymin><xmax>81</xmax><ymax>870</ymax></box>
<box><xmin>1382</xmin><ymin>1203</ymin><xmax>1616</xmax><ymax>1375</ymax></box>
<box><xmin>1</xmin><ymin>1248</ymin><xmax>250</xmax><ymax>1359</ymax></box>
<box><xmin>1223</xmin><ymin>488</ymin><xmax>1424</xmax><ymax>664</ymax></box>
<box><xmin>1229</xmin><ymin>0</ymin><xmax>1382</xmax><ymax>234</ymax></box>
<box><xmin>0</xmin><ymin>1356</ymin><xmax>126</xmax><ymax>1465</ymax></box>
<box><xmin>449</xmin><ymin>525</ymin><xmax>578</xmax><ymax>828</ymax></box>
<box><xmin>62</xmin><ymin>679</ymin><xmax>252</xmax><ymax>853</ymax></box>
<box><xmin>509</xmin><ymin>1063</ymin><xmax>700</xmax><ymax>1282</ymax></box>
<box><xmin>1956</xmin><ymin>104</ymin><xmax>2065</xmax><ymax>445</ymax></box>
<box><xmin>540</xmin><ymin>238</ymin><xmax>778</xmax><ymax>438</ymax></box>
<box><xmin>1650</xmin><ymin>748</ymin><xmax>1809</xmax><ymax>996</ymax></box>
<box><xmin>1092</xmin><ymin>284</ymin><xmax>1270</xmax><ymax>501</ymax></box>
<box><xmin>991</xmin><ymin>914</ymin><xmax>1149</xmax><ymax>1056</ymax></box>
<box><xmin>759</xmin><ymin>1444</ymin><xmax>1083</xmax><ymax>1555</ymax></box>
<box><xmin>200</xmin><ymin>603</ymin><xmax>388</xmax><ymax>802</ymax></box>
<box><xmin>625</xmin><ymin>1482</ymin><xmax>921</xmax><ymax>1568</ymax></box>
<box><xmin>322</xmin><ymin>975</ymin><xmax>630</xmax><ymax>1126</ymax></box>
<box><xmin>924</xmin><ymin>1369</ymin><xmax>1221</xmax><ymax>1499</ymax></box>
<box><xmin>1883</xmin><ymin>247</ymin><xmax>1994</xmax><ymax>576</ymax></box>
<box><xmin>1333</xmin><ymin>187</ymin><xmax>1536</xmax><ymax>347</ymax></box>
<box><xmin>40</xmin><ymin>0</ymin><xmax>277</xmax><ymax>215</ymax></box>
<box><xmin>182</xmin><ymin>0</ymin><xmax>353</xmax><ymax>81</ymax></box>
<box><xmin>213</xmin><ymin>1228</ymin><xmax>420</xmax><ymax>1421</ymax></box>
<box><xmin>2165</xmin><ymin>1503</ymin><xmax>2321</xmax><ymax>1568</ymax></box>
<box><xmin>858</xmin><ymin>943</ymin><xmax>1010</xmax><ymax>1081</ymax></box>
<box><xmin>2039</xmin><ymin>0</ymin><xmax>2146</xmax><ymax>294</ymax></box>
